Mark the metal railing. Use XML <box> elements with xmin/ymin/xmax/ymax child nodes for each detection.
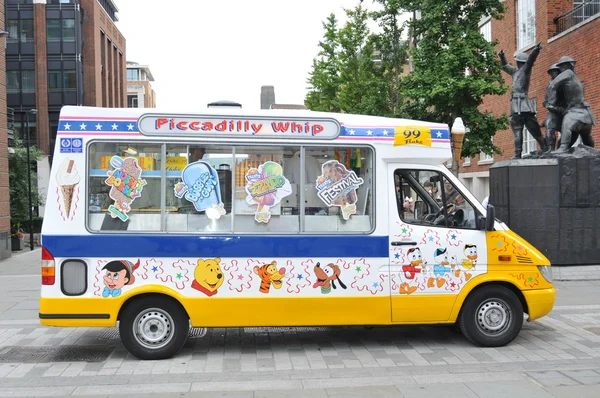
<box><xmin>555</xmin><ymin>0</ymin><xmax>600</xmax><ymax>35</ymax></box>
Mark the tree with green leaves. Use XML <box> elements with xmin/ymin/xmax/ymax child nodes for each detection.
<box><xmin>370</xmin><ymin>0</ymin><xmax>409</xmax><ymax>116</ymax></box>
<box><xmin>305</xmin><ymin>13</ymin><xmax>341</xmax><ymax>112</ymax></box>
<box><xmin>9</xmin><ymin>136</ymin><xmax>44</xmax><ymax>232</ymax></box>
<box><xmin>305</xmin><ymin>1</ymin><xmax>394</xmax><ymax>116</ymax></box>
<box><xmin>396</xmin><ymin>0</ymin><xmax>509</xmax><ymax>162</ymax></box>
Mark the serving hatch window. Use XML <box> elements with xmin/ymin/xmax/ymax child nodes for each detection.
<box><xmin>86</xmin><ymin>142</ymin><xmax>374</xmax><ymax>234</ymax></box>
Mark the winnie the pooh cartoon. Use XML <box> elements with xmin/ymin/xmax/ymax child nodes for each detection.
<box><xmin>191</xmin><ymin>258</ymin><xmax>224</xmax><ymax>296</ymax></box>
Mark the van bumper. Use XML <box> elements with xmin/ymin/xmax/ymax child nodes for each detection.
<box><xmin>39</xmin><ymin>298</ymin><xmax>118</xmax><ymax>327</ymax></box>
<box><xmin>523</xmin><ymin>287</ymin><xmax>556</xmax><ymax>321</ymax></box>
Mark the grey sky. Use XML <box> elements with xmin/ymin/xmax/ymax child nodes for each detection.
<box><xmin>114</xmin><ymin>0</ymin><xmax>390</xmax><ymax>110</ymax></box>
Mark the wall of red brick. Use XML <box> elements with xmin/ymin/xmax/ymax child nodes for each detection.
<box><xmin>81</xmin><ymin>0</ymin><xmax>127</xmax><ymax>107</ymax></box>
<box><xmin>34</xmin><ymin>4</ymin><xmax>50</xmax><ymax>156</ymax></box>
<box><xmin>460</xmin><ymin>0</ymin><xmax>600</xmax><ymax>175</ymax></box>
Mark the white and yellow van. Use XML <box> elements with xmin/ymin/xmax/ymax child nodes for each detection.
<box><xmin>39</xmin><ymin>105</ymin><xmax>555</xmax><ymax>360</ymax></box>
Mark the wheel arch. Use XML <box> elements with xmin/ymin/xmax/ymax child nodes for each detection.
<box><xmin>450</xmin><ymin>279</ymin><xmax>529</xmax><ymax>323</ymax></box>
<box><xmin>117</xmin><ymin>291</ymin><xmax>191</xmax><ymax>322</ymax></box>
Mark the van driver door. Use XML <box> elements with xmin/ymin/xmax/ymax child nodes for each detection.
<box><xmin>387</xmin><ymin>164</ymin><xmax>488</xmax><ymax>323</ymax></box>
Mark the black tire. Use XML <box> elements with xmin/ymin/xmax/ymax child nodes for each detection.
<box><xmin>458</xmin><ymin>285</ymin><xmax>523</xmax><ymax>347</ymax></box>
<box><xmin>119</xmin><ymin>296</ymin><xmax>189</xmax><ymax>360</ymax></box>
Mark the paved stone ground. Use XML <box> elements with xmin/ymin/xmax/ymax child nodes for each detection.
<box><xmin>1</xmin><ymin>249</ymin><xmax>600</xmax><ymax>397</ymax></box>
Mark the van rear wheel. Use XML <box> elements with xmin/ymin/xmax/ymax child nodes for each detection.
<box><xmin>119</xmin><ymin>297</ymin><xmax>189</xmax><ymax>360</ymax></box>
<box><xmin>458</xmin><ymin>285</ymin><xmax>523</xmax><ymax>347</ymax></box>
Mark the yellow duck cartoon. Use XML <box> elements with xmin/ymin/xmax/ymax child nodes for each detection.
<box><xmin>191</xmin><ymin>258</ymin><xmax>224</xmax><ymax>296</ymax></box>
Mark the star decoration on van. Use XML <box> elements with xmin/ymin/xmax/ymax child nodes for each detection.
<box><xmin>79</xmin><ymin>123</ymin><xmax>87</xmax><ymax>130</ymax></box>
<box><xmin>446</xmin><ymin>230</ymin><xmax>462</xmax><ymax>246</ymax></box>
<box><xmin>95</xmin><ymin>123</ymin><xmax>103</xmax><ymax>130</ymax></box>
<box><xmin>394</xmin><ymin>253</ymin><xmax>400</xmax><ymax>259</ymax></box>
<box><xmin>355</xmin><ymin>266</ymin><xmax>362</xmax><ymax>272</ymax></box>
<box><xmin>152</xmin><ymin>266</ymin><xmax>158</xmax><ymax>272</ymax></box>
<box><xmin>297</xmin><ymin>274</ymin><xmax>303</xmax><ymax>280</ymax></box>
<box><xmin>63</xmin><ymin>123</ymin><xmax>71</xmax><ymax>130</ymax></box>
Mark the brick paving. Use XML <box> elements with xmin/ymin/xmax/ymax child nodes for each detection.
<box><xmin>1</xmin><ymin>249</ymin><xmax>600</xmax><ymax>397</ymax></box>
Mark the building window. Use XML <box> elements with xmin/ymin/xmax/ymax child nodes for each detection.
<box><xmin>479</xmin><ymin>18</ymin><xmax>491</xmax><ymax>41</ymax></box>
<box><xmin>127</xmin><ymin>69</ymin><xmax>139</xmax><ymax>81</ymax></box>
<box><xmin>7</xmin><ymin>19</ymin><xmax>34</xmax><ymax>43</ymax></box>
<box><xmin>63</xmin><ymin>19</ymin><xmax>76</xmax><ymax>42</ymax></box>
<box><xmin>127</xmin><ymin>94</ymin><xmax>138</xmax><ymax>108</ymax></box>
<box><xmin>86</xmin><ymin>143</ymin><xmax>375</xmax><ymax>234</ymax></box>
<box><xmin>48</xmin><ymin>70</ymin><xmax>77</xmax><ymax>91</ymax></box>
<box><xmin>479</xmin><ymin>137</ymin><xmax>494</xmax><ymax>164</ymax></box>
<box><xmin>7</xmin><ymin>71</ymin><xmax>20</xmax><ymax>93</ymax></box>
<box><xmin>7</xmin><ymin>70</ymin><xmax>35</xmax><ymax>94</ymax></box>
<box><xmin>47</xmin><ymin>18</ymin><xmax>76</xmax><ymax>42</ymax></box>
<box><xmin>47</xmin><ymin>20</ymin><xmax>61</xmax><ymax>42</ymax></box>
<box><xmin>516</xmin><ymin>0</ymin><xmax>536</xmax><ymax>50</ymax></box>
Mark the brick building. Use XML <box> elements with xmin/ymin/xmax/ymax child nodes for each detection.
<box><xmin>458</xmin><ymin>0</ymin><xmax>600</xmax><ymax>201</ymax></box>
<box><xmin>5</xmin><ymin>0</ymin><xmax>126</xmax><ymax>219</ymax></box>
<box><xmin>126</xmin><ymin>61</ymin><xmax>156</xmax><ymax>108</ymax></box>
<box><xmin>0</xmin><ymin>0</ymin><xmax>11</xmax><ymax>260</ymax></box>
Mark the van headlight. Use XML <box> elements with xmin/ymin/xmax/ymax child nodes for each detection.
<box><xmin>538</xmin><ymin>266</ymin><xmax>553</xmax><ymax>283</ymax></box>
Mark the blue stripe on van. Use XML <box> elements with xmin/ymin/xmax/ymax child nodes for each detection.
<box><xmin>41</xmin><ymin>235</ymin><xmax>390</xmax><ymax>258</ymax></box>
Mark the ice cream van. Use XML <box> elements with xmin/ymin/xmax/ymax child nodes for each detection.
<box><xmin>39</xmin><ymin>105</ymin><xmax>555</xmax><ymax>360</ymax></box>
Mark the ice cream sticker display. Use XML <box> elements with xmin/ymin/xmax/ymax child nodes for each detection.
<box><xmin>174</xmin><ymin>160</ymin><xmax>226</xmax><ymax>219</ymax></box>
<box><xmin>244</xmin><ymin>161</ymin><xmax>292</xmax><ymax>223</ymax></box>
<box><xmin>104</xmin><ymin>156</ymin><xmax>147</xmax><ymax>221</ymax></box>
<box><xmin>56</xmin><ymin>158</ymin><xmax>80</xmax><ymax>220</ymax></box>
<box><xmin>316</xmin><ymin>160</ymin><xmax>364</xmax><ymax>220</ymax></box>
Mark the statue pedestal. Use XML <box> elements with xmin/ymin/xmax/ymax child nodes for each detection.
<box><xmin>489</xmin><ymin>145</ymin><xmax>600</xmax><ymax>266</ymax></box>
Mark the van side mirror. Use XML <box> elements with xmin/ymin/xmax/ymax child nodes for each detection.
<box><xmin>485</xmin><ymin>204</ymin><xmax>495</xmax><ymax>231</ymax></box>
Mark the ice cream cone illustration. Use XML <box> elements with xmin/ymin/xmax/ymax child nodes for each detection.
<box><xmin>56</xmin><ymin>159</ymin><xmax>80</xmax><ymax>218</ymax></box>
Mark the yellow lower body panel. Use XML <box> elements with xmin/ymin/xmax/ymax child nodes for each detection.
<box><xmin>40</xmin><ymin>296</ymin><xmax>393</xmax><ymax>328</ymax></box>
<box><xmin>523</xmin><ymin>287</ymin><xmax>556</xmax><ymax>321</ymax></box>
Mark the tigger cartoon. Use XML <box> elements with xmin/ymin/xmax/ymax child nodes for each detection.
<box><xmin>253</xmin><ymin>261</ymin><xmax>286</xmax><ymax>293</ymax></box>
<box><xmin>313</xmin><ymin>262</ymin><xmax>347</xmax><ymax>294</ymax></box>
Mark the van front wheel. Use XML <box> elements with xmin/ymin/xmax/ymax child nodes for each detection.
<box><xmin>458</xmin><ymin>285</ymin><xmax>523</xmax><ymax>347</ymax></box>
<box><xmin>119</xmin><ymin>297</ymin><xmax>189</xmax><ymax>360</ymax></box>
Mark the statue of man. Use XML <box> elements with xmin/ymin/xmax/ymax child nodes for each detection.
<box><xmin>498</xmin><ymin>43</ymin><xmax>549</xmax><ymax>158</ymax></box>
<box><xmin>546</xmin><ymin>56</ymin><xmax>596</xmax><ymax>153</ymax></box>
<box><xmin>542</xmin><ymin>64</ymin><xmax>563</xmax><ymax>150</ymax></box>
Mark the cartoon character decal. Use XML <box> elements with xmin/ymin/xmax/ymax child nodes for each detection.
<box><xmin>191</xmin><ymin>258</ymin><xmax>225</xmax><ymax>296</ymax></box>
<box><xmin>244</xmin><ymin>161</ymin><xmax>292</xmax><ymax>223</ymax></box>
<box><xmin>253</xmin><ymin>261</ymin><xmax>286</xmax><ymax>293</ymax></box>
<box><xmin>174</xmin><ymin>160</ymin><xmax>226</xmax><ymax>219</ymax></box>
<box><xmin>428</xmin><ymin>248</ymin><xmax>450</xmax><ymax>288</ymax></box>
<box><xmin>104</xmin><ymin>156</ymin><xmax>147</xmax><ymax>221</ymax></box>
<box><xmin>313</xmin><ymin>262</ymin><xmax>347</xmax><ymax>294</ymax></box>
<box><xmin>315</xmin><ymin>160</ymin><xmax>364</xmax><ymax>220</ymax></box>
<box><xmin>402</xmin><ymin>247</ymin><xmax>423</xmax><ymax>280</ymax></box>
<box><xmin>102</xmin><ymin>259</ymin><xmax>140</xmax><ymax>297</ymax></box>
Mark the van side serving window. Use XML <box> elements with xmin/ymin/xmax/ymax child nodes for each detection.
<box><xmin>394</xmin><ymin>169</ymin><xmax>479</xmax><ymax>230</ymax></box>
<box><xmin>87</xmin><ymin>142</ymin><xmax>374</xmax><ymax>234</ymax></box>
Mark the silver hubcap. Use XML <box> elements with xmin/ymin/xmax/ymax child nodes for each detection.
<box><xmin>133</xmin><ymin>308</ymin><xmax>174</xmax><ymax>349</ymax></box>
<box><xmin>476</xmin><ymin>299</ymin><xmax>511</xmax><ymax>336</ymax></box>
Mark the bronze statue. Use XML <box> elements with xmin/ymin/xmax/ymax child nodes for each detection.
<box><xmin>546</xmin><ymin>56</ymin><xmax>596</xmax><ymax>153</ymax></box>
<box><xmin>542</xmin><ymin>64</ymin><xmax>563</xmax><ymax>150</ymax></box>
<box><xmin>498</xmin><ymin>43</ymin><xmax>549</xmax><ymax>158</ymax></box>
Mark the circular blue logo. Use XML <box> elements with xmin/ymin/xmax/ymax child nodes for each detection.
<box><xmin>61</xmin><ymin>139</ymin><xmax>71</xmax><ymax>148</ymax></box>
<box><xmin>72</xmin><ymin>139</ymin><xmax>82</xmax><ymax>148</ymax></box>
